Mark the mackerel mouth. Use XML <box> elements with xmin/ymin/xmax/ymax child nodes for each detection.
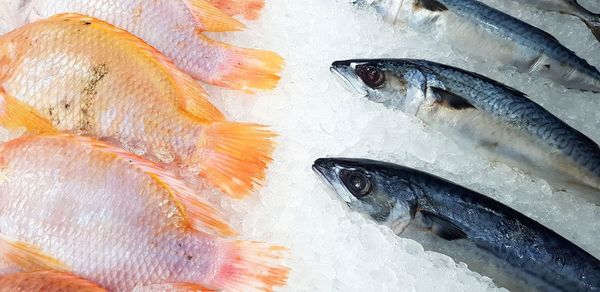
<box><xmin>312</xmin><ymin>159</ymin><xmax>354</xmax><ymax>204</ymax></box>
<box><xmin>329</xmin><ymin>65</ymin><xmax>368</xmax><ymax>96</ymax></box>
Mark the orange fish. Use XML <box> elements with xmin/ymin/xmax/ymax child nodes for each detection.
<box><xmin>18</xmin><ymin>0</ymin><xmax>282</xmax><ymax>91</ymax></box>
<box><xmin>0</xmin><ymin>134</ymin><xmax>288</xmax><ymax>291</ymax></box>
<box><xmin>0</xmin><ymin>14</ymin><xmax>274</xmax><ymax>198</ymax></box>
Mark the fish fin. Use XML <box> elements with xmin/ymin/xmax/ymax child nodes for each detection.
<box><xmin>0</xmin><ymin>271</ymin><xmax>106</xmax><ymax>291</ymax></box>
<box><xmin>415</xmin><ymin>0</ymin><xmax>448</xmax><ymax>11</ymax></box>
<box><xmin>211</xmin><ymin>241</ymin><xmax>288</xmax><ymax>291</ymax></box>
<box><xmin>199</xmin><ymin>122</ymin><xmax>276</xmax><ymax>198</ymax></box>
<box><xmin>133</xmin><ymin>283</ymin><xmax>219</xmax><ymax>292</ymax></box>
<box><xmin>198</xmin><ymin>34</ymin><xmax>284</xmax><ymax>92</ymax></box>
<box><xmin>0</xmin><ymin>234</ymin><xmax>69</xmax><ymax>272</ymax></box>
<box><xmin>51</xmin><ymin>14</ymin><xmax>224</xmax><ymax>122</ymax></box>
<box><xmin>182</xmin><ymin>0</ymin><xmax>245</xmax><ymax>32</ymax></box>
<box><xmin>0</xmin><ymin>88</ymin><xmax>57</xmax><ymax>134</ymax></box>
<box><xmin>421</xmin><ymin>211</ymin><xmax>467</xmax><ymax>241</ymax></box>
<box><xmin>430</xmin><ymin>87</ymin><xmax>476</xmax><ymax>110</ymax></box>
<box><xmin>209</xmin><ymin>0</ymin><xmax>264</xmax><ymax>20</ymax></box>
<box><xmin>583</xmin><ymin>18</ymin><xmax>600</xmax><ymax>43</ymax></box>
<box><xmin>69</xmin><ymin>135</ymin><xmax>236</xmax><ymax>237</ymax></box>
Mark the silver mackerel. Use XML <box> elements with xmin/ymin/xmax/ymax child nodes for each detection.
<box><xmin>511</xmin><ymin>0</ymin><xmax>600</xmax><ymax>42</ymax></box>
<box><xmin>331</xmin><ymin>58</ymin><xmax>600</xmax><ymax>203</ymax></box>
<box><xmin>354</xmin><ymin>0</ymin><xmax>600</xmax><ymax>92</ymax></box>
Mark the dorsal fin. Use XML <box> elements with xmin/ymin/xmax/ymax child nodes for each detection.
<box><xmin>420</xmin><ymin>211</ymin><xmax>467</xmax><ymax>240</ymax></box>
<box><xmin>430</xmin><ymin>87</ymin><xmax>476</xmax><ymax>110</ymax></box>
<box><xmin>182</xmin><ymin>0</ymin><xmax>245</xmax><ymax>31</ymax></box>
<box><xmin>0</xmin><ymin>233</ymin><xmax>69</xmax><ymax>272</ymax></box>
<box><xmin>64</xmin><ymin>134</ymin><xmax>236</xmax><ymax>237</ymax></box>
<box><xmin>47</xmin><ymin>13</ymin><xmax>225</xmax><ymax>123</ymax></box>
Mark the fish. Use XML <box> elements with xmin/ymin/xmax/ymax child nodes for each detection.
<box><xmin>209</xmin><ymin>0</ymin><xmax>266</xmax><ymax>20</ymax></box>
<box><xmin>0</xmin><ymin>14</ymin><xmax>275</xmax><ymax>198</ymax></box>
<box><xmin>353</xmin><ymin>0</ymin><xmax>600</xmax><ymax>92</ymax></box>
<box><xmin>313</xmin><ymin>157</ymin><xmax>600</xmax><ymax>291</ymax></box>
<box><xmin>0</xmin><ymin>271</ymin><xmax>106</xmax><ymax>292</ymax></box>
<box><xmin>331</xmin><ymin>58</ymin><xmax>600</xmax><ymax>203</ymax></box>
<box><xmin>0</xmin><ymin>133</ymin><xmax>288</xmax><ymax>291</ymax></box>
<box><xmin>16</xmin><ymin>0</ymin><xmax>283</xmax><ymax>92</ymax></box>
<box><xmin>515</xmin><ymin>0</ymin><xmax>600</xmax><ymax>42</ymax></box>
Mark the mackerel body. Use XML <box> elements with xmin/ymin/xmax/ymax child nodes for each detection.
<box><xmin>331</xmin><ymin>58</ymin><xmax>600</xmax><ymax>202</ymax></box>
<box><xmin>313</xmin><ymin>158</ymin><xmax>600</xmax><ymax>291</ymax></box>
<box><xmin>357</xmin><ymin>0</ymin><xmax>600</xmax><ymax>92</ymax></box>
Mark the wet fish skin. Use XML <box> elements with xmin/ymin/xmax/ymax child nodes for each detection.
<box><xmin>17</xmin><ymin>0</ymin><xmax>283</xmax><ymax>91</ymax></box>
<box><xmin>0</xmin><ymin>134</ymin><xmax>288</xmax><ymax>291</ymax></box>
<box><xmin>515</xmin><ymin>0</ymin><xmax>600</xmax><ymax>42</ymax></box>
<box><xmin>356</xmin><ymin>0</ymin><xmax>600</xmax><ymax>92</ymax></box>
<box><xmin>331</xmin><ymin>58</ymin><xmax>600</xmax><ymax>203</ymax></box>
<box><xmin>0</xmin><ymin>14</ymin><xmax>275</xmax><ymax>199</ymax></box>
<box><xmin>313</xmin><ymin>157</ymin><xmax>600</xmax><ymax>291</ymax></box>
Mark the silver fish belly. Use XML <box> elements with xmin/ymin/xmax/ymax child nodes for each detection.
<box><xmin>361</xmin><ymin>0</ymin><xmax>600</xmax><ymax>92</ymax></box>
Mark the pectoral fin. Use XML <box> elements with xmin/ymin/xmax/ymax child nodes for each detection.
<box><xmin>0</xmin><ymin>233</ymin><xmax>68</xmax><ymax>272</ymax></box>
<box><xmin>430</xmin><ymin>87</ymin><xmax>476</xmax><ymax>110</ymax></box>
<box><xmin>415</xmin><ymin>0</ymin><xmax>448</xmax><ymax>12</ymax></box>
<box><xmin>420</xmin><ymin>211</ymin><xmax>467</xmax><ymax>241</ymax></box>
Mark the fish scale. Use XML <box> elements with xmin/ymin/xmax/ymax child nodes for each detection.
<box><xmin>0</xmin><ymin>134</ymin><xmax>288</xmax><ymax>291</ymax></box>
<box><xmin>331</xmin><ymin>58</ymin><xmax>600</xmax><ymax>203</ymax></box>
<box><xmin>313</xmin><ymin>158</ymin><xmax>600</xmax><ymax>291</ymax></box>
<box><xmin>356</xmin><ymin>0</ymin><xmax>600</xmax><ymax>92</ymax></box>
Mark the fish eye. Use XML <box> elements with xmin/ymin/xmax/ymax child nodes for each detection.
<box><xmin>342</xmin><ymin>170</ymin><xmax>372</xmax><ymax>198</ymax></box>
<box><xmin>355</xmin><ymin>65</ymin><xmax>385</xmax><ymax>88</ymax></box>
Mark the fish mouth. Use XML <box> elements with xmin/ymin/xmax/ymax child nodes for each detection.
<box><xmin>330</xmin><ymin>62</ymin><xmax>368</xmax><ymax>96</ymax></box>
<box><xmin>312</xmin><ymin>158</ymin><xmax>354</xmax><ymax>204</ymax></box>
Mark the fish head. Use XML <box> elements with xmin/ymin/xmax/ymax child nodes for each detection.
<box><xmin>351</xmin><ymin>0</ymin><xmax>401</xmax><ymax>22</ymax></box>
<box><xmin>313</xmin><ymin>158</ymin><xmax>417</xmax><ymax>234</ymax></box>
<box><xmin>331</xmin><ymin>59</ymin><xmax>430</xmax><ymax>116</ymax></box>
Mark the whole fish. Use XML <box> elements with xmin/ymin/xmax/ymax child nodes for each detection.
<box><xmin>353</xmin><ymin>0</ymin><xmax>600</xmax><ymax>92</ymax></box>
<box><xmin>0</xmin><ymin>14</ymin><xmax>275</xmax><ymax>198</ymax></box>
<box><xmin>514</xmin><ymin>0</ymin><xmax>600</xmax><ymax>42</ymax></box>
<box><xmin>15</xmin><ymin>0</ymin><xmax>283</xmax><ymax>92</ymax></box>
<box><xmin>0</xmin><ymin>134</ymin><xmax>288</xmax><ymax>291</ymax></box>
<box><xmin>331</xmin><ymin>58</ymin><xmax>600</xmax><ymax>203</ymax></box>
<box><xmin>313</xmin><ymin>157</ymin><xmax>600</xmax><ymax>291</ymax></box>
<box><xmin>0</xmin><ymin>271</ymin><xmax>106</xmax><ymax>292</ymax></box>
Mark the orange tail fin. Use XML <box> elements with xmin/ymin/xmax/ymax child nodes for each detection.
<box><xmin>199</xmin><ymin>34</ymin><xmax>284</xmax><ymax>92</ymax></box>
<box><xmin>211</xmin><ymin>241</ymin><xmax>289</xmax><ymax>291</ymax></box>
<box><xmin>209</xmin><ymin>0</ymin><xmax>265</xmax><ymax>20</ymax></box>
<box><xmin>197</xmin><ymin>122</ymin><xmax>276</xmax><ymax>198</ymax></box>
<box><xmin>0</xmin><ymin>271</ymin><xmax>106</xmax><ymax>292</ymax></box>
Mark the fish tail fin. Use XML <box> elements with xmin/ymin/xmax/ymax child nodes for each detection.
<box><xmin>212</xmin><ymin>241</ymin><xmax>289</xmax><ymax>291</ymax></box>
<box><xmin>198</xmin><ymin>122</ymin><xmax>276</xmax><ymax>198</ymax></box>
<box><xmin>198</xmin><ymin>34</ymin><xmax>283</xmax><ymax>92</ymax></box>
<box><xmin>0</xmin><ymin>271</ymin><xmax>107</xmax><ymax>291</ymax></box>
<box><xmin>583</xmin><ymin>17</ymin><xmax>600</xmax><ymax>42</ymax></box>
<box><xmin>209</xmin><ymin>0</ymin><xmax>265</xmax><ymax>20</ymax></box>
<box><xmin>0</xmin><ymin>88</ymin><xmax>57</xmax><ymax>134</ymax></box>
<box><xmin>182</xmin><ymin>0</ymin><xmax>246</xmax><ymax>31</ymax></box>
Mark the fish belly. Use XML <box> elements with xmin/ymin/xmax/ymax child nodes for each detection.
<box><xmin>419</xmin><ymin>106</ymin><xmax>600</xmax><ymax>201</ymax></box>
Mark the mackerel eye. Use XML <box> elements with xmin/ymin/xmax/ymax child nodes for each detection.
<box><xmin>342</xmin><ymin>171</ymin><xmax>372</xmax><ymax>198</ymax></box>
<box><xmin>355</xmin><ymin>65</ymin><xmax>385</xmax><ymax>88</ymax></box>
